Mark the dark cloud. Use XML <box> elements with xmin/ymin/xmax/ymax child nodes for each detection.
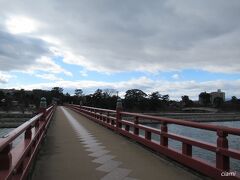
<box><xmin>0</xmin><ymin>31</ymin><xmax>50</xmax><ymax>71</ymax></box>
<box><xmin>0</xmin><ymin>0</ymin><xmax>240</xmax><ymax>73</ymax></box>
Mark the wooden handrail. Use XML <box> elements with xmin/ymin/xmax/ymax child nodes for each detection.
<box><xmin>0</xmin><ymin>105</ymin><xmax>56</xmax><ymax>180</ymax></box>
<box><xmin>66</xmin><ymin>104</ymin><xmax>240</xmax><ymax>179</ymax></box>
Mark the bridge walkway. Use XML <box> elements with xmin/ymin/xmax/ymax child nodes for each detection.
<box><xmin>31</xmin><ymin>106</ymin><xmax>201</xmax><ymax>180</ymax></box>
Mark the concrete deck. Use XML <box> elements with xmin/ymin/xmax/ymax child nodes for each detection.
<box><xmin>31</xmin><ymin>106</ymin><xmax>203</xmax><ymax>180</ymax></box>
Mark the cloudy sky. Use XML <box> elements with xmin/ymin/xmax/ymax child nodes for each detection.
<box><xmin>0</xmin><ymin>0</ymin><xmax>240</xmax><ymax>100</ymax></box>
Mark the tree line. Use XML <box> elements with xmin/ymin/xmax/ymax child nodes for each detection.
<box><xmin>0</xmin><ymin>87</ymin><xmax>240</xmax><ymax>112</ymax></box>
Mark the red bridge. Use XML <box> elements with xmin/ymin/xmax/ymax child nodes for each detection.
<box><xmin>0</xmin><ymin>102</ymin><xmax>240</xmax><ymax>180</ymax></box>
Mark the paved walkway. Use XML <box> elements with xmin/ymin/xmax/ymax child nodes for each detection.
<box><xmin>31</xmin><ymin>106</ymin><xmax>202</xmax><ymax>180</ymax></box>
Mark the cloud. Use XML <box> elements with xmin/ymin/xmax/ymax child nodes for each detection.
<box><xmin>5</xmin><ymin>15</ymin><xmax>39</xmax><ymax>34</ymax></box>
<box><xmin>35</xmin><ymin>73</ymin><xmax>63</xmax><ymax>81</ymax></box>
<box><xmin>80</xmin><ymin>69</ymin><xmax>88</xmax><ymax>77</ymax></box>
<box><xmin>0</xmin><ymin>1</ymin><xmax>240</xmax><ymax>101</ymax></box>
<box><xmin>0</xmin><ymin>31</ymin><xmax>50</xmax><ymax>71</ymax></box>
<box><xmin>28</xmin><ymin>56</ymin><xmax>72</xmax><ymax>76</ymax></box>
<box><xmin>0</xmin><ymin>71</ymin><xmax>11</xmax><ymax>84</ymax></box>
<box><xmin>5</xmin><ymin>76</ymin><xmax>240</xmax><ymax>100</ymax></box>
<box><xmin>0</xmin><ymin>30</ymin><xmax>71</xmax><ymax>76</ymax></box>
<box><xmin>0</xmin><ymin>0</ymin><xmax>240</xmax><ymax>74</ymax></box>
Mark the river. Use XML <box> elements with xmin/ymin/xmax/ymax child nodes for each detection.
<box><xmin>145</xmin><ymin>121</ymin><xmax>240</xmax><ymax>171</ymax></box>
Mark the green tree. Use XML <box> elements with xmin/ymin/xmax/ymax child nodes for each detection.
<box><xmin>125</xmin><ymin>89</ymin><xmax>147</xmax><ymax>111</ymax></box>
<box><xmin>161</xmin><ymin>95</ymin><xmax>169</xmax><ymax>102</ymax></box>
<box><xmin>125</xmin><ymin>89</ymin><xmax>147</xmax><ymax>100</ymax></box>
<box><xmin>75</xmin><ymin>89</ymin><xmax>83</xmax><ymax>97</ymax></box>
<box><xmin>149</xmin><ymin>91</ymin><xmax>162</xmax><ymax>100</ymax></box>
<box><xmin>74</xmin><ymin>89</ymin><xmax>83</xmax><ymax>104</ymax></box>
<box><xmin>231</xmin><ymin>96</ymin><xmax>238</xmax><ymax>104</ymax></box>
<box><xmin>3</xmin><ymin>93</ymin><xmax>12</xmax><ymax>112</ymax></box>
<box><xmin>91</xmin><ymin>89</ymin><xmax>104</xmax><ymax>107</ymax></box>
<box><xmin>51</xmin><ymin>87</ymin><xmax>63</xmax><ymax>95</ymax></box>
<box><xmin>0</xmin><ymin>90</ymin><xmax>5</xmax><ymax>100</ymax></box>
<box><xmin>149</xmin><ymin>91</ymin><xmax>162</xmax><ymax>110</ymax></box>
<box><xmin>181</xmin><ymin>95</ymin><xmax>193</xmax><ymax>107</ymax></box>
<box><xmin>103</xmin><ymin>89</ymin><xmax>117</xmax><ymax>97</ymax></box>
<box><xmin>51</xmin><ymin>87</ymin><xmax>64</xmax><ymax>104</ymax></box>
<box><xmin>63</xmin><ymin>93</ymin><xmax>71</xmax><ymax>103</ymax></box>
<box><xmin>19</xmin><ymin>89</ymin><xmax>27</xmax><ymax>113</ymax></box>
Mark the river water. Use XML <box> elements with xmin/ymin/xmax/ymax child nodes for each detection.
<box><xmin>0</xmin><ymin>128</ymin><xmax>14</xmax><ymax>138</ymax></box>
<box><xmin>145</xmin><ymin>121</ymin><xmax>240</xmax><ymax>171</ymax></box>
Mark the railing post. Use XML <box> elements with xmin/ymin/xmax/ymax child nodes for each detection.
<box><xmin>111</xmin><ymin>118</ymin><xmax>115</xmax><ymax>126</ymax></box>
<box><xmin>134</xmin><ymin>116</ymin><xmax>139</xmax><ymax>135</ymax></box>
<box><xmin>116</xmin><ymin>98</ymin><xmax>123</xmax><ymax>131</ymax></box>
<box><xmin>25</xmin><ymin>127</ymin><xmax>32</xmax><ymax>139</ymax></box>
<box><xmin>125</xmin><ymin>124</ymin><xmax>130</xmax><ymax>132</ymax></box>
<box><xmin>0</xmin><ymin>144</ymin><xmax>12</xmax><ymax>170</ymax></box>
<box><xmin>182</xmin><ymin>143</ymin><xmax>192</xmax><ymax>156</ymax></box>
<box><xmin>97</xmin><ymin>110</ymin><xmax>99</xmax><ymax>120</ymax></box>
<box><xmin>145</xmin><ymin>131</ymin><xmax>151</xmax><ymax>140</ymax></box>
<box><xmin>15</xmin><ymin>162</ymin><xmax>24</xmax><ymax>175</ymax></box>
<box><xmin>35</xmin><ymin>119</ymin><xmax>39</xmax><ymax>129</ymax></box>
<box><xmin>94</xmin><ymin>109</ymin><xmax>97</xmax><ymax>119</ymax></box>
<box><xmin>89</xmin><ymin>109</ymin><xmax>92</xmax><ymax>117</ymax></box>
<box><xmin>90</xmin><ymin>109</ymin><xmax>92</xmax><ymax>117</ymax></box>
<box><xmin>160</xmin><ymin>122</ymin><xmax>168</xmax><ymax>147</ymax></box>
<box><xmin>107</xmin><ymin>112</ymin><xmax>110</xmax><ymax>123</ymax></box>
<box><xmin>103</xmin><ymin>112</ymin><xmax>106</xmax><ymax>122</ymax></box>
<box><xmin>216</xmin><ymin>130</ymin><xmax>229</xmax><ymax>170</ymax></box>
<box><xmin>79</xmin><ymin>101</ymin><xmax>83</xmax><ymax>113</ymax></box>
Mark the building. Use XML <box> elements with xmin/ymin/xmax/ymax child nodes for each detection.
<box><xmin>199</xmin><ymin>89</ymin><xmax>225</xmax><ymax>105</ymax></box>
<box><xmin>210</xmin><ymin>89</ymin><xmax>225</xmax><ymax>104</ymax></box>
<box><xmin>198</xmin><ymin>92</ymin><xmax>210</xmax><ymax>105</ymax></box>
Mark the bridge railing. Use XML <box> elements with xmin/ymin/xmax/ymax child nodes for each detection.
<box><xmin>0</xmin><ymin>105</ymin><xmax>56</xmax><ymax>180</ymax></box>
<box><xmin>69</xmin><ymin>105</ymin><xmax>117</xmax><ymax>130</ymax></box>
<box><xmin>66</xmin><ymin>104</ymin><xmax>240</xmax><ymax>180</ymax></box>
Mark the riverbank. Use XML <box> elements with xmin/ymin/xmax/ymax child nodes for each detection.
<box><xmin>0</xmin><ymin>111</ymin><xmax>34</xmax><ymax>128</ymax></box>
<box><xmin>123</xmin><ymin>112</ymin><xmax>240</xmax><ymax>124</ymax></box>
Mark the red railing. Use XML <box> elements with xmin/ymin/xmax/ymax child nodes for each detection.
<box><xmin>0</xmin><ymin>105</ymin><xmax>56</xmax><ymax>180</ymax></box>
<box><xmin>66</xmin><ymin>104</ymin><xmax>240</xmax><ymax>180</ymax></box>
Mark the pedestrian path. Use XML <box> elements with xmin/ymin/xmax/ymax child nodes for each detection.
<box><xmin>31</xmin><ymin>106</ymin><xmax>201</xmax><ymax>180</ymax></box>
